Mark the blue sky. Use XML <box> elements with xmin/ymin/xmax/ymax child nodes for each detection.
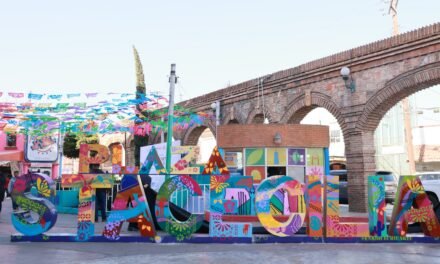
<box><xmin>0</xmin><ymin>1</ymin><xmax>439</xmax><ymax>101</ymax></box>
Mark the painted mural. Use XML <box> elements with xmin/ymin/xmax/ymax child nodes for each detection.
<box><xmin>10</xmin><ymin>173</ymin><xmax>58</xmax><ymax>236</ymax></box>
<box><xmin>368</xmin><ymin>175</ymin><xmax>387</xmax><ymax>236</ymax></box>
<box><xmin>306</xmin><ymin>174</ymin><xmax>323</xmax><ymax>237</ymax></box>
<box><xmin>103</xmin><ymin>174</ymin><xmax>156</xmax><ymax>240</ymax></box>
<box><xmin>388</xmin><ymin>175</ymin><xmax>440</xmax><ymax>237</ymax></box>
<box><xmin>155</xmin><ymin>175</ymin><xmax>204</xmax><ymax>241</ymax></box>
<box><xmin>256</xmin><ymin>176</ymin><xmax>306</xmax><ymax>237</ymax></box>
<box><xmin>61</xmin><ymin>173</ymin><xmax>114</xmax><ymax>241</ymax></box>
<box><xmin>209</xmin><ymin>175</ymin><xmax>253</xmax><ymax>238</ymax></box>
<box><xmin>326</xmin><ymin>175</ymin><xmax>369</xmax><ymax>237</ymax></box>
<box><xmin>9</xmin><ymin>143</ymin><xmax>440</xmax><ymax>243</ymax></box>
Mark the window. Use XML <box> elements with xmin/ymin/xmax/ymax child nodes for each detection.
<box><xmin>382</xmin><ymin>123</ymin><xmax>391</xmax><ymax>145</ymax></box>
<box><xmin>6</xmin><ymin>133</ymin><xmax>17</xmax><ymax>147</ymax></box>
<box><xmin>330</xmin><ymin>129</ymin><xmax>341</xmax><ymax>143</ymax></box>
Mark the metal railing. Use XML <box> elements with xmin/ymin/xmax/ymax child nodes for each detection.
<box><xmin>170</xmin><ymin>184</ymin><xmax>210</xmax><ymax>214</ymax></box>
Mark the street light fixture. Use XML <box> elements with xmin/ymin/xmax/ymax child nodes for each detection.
<box><xmin>211</xmin><ymin>101</ymin><xmax>220</xmax><ymax>126</ymax></box>
<box><xmin>340</xmin><ymin>67</ymin><xmax>356</xmax><ymax>93</ymax></box>
<box><xmin>211</xmin><ymin>101</ymin><xmax>220</xmax><ymax>144</ymax></box>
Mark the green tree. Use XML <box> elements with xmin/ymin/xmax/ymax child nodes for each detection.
<box><xmin>62</xmin><ymin>133</ymin><xmax>99</xmax><ymax>159</ymax></box>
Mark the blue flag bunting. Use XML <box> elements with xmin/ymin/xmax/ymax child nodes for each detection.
<box><xmin>28</xmin><ymin>93</ymin><xmax>43</xmax><ymax>100</ymax></box>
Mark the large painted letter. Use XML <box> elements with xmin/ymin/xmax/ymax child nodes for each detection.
<box><xmin>11</xmin><ymin>173</ymin><xmax>58</xmax><ymax>236</ymax></box>
<box><xmin>388</xmin><ymin>175</ymin><xmax>440</xmax><ymax>237</ymax></box>
<box><xmin>209</xmin><ymin>175</ymin><xmax>253</xmax><ymax>238</ymax></box>
<box><xmin>62</xmin><ymin>173</ymin><xmax>114</xmax><ymax>241</ymax></box>
<box><xmin>78</xmin><ymin>143</ymin><xmax>110</xmax><ymax>173</ymax></box>
<box><xmin>139</xmin><ymin>146</ymin><xmax>166</xmax><ymax>174</ymax></box>
<box><xmin>103</xmin><ymin>174</ymin><xmax>156</xmax><ymax>240</ymax></box>
<box><xmin>306</xmin><ymin>175</ymin><xmax>323</xmax><ymax>237</ymax></box>
<box><xmin>368</xmin><ymin>175</ymin><xmax>387</xmax><ymax>236</ymax></box>
<box><xmin>255</xmin><ymin>176</ymin><xmax>306</xmax><ymax>237</ymax></box>
<box><xmin>170</xmin><ymin>146</ymin><xmax>200</xmax><ymax>174</ymax></box>
<box><xmin>326</xmin><ymin>175</ymin><xmax>369</xmax><ymax>237</ymax></box>
<box><xmin>155</xmin><ymin>175</ymin><xmax>204</xmax><ymax>240</ymax></box>
<box><xmin>202</xmin><ymin>146</ymin><xmax>230</xmax><ymax>175</ymax></box>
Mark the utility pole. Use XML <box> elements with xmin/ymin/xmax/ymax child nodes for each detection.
<box><xmin>166</xmin><ymin>64</ymin><xmax>177</xmax><ymax>175</ymax></box>
<box><xmin>389</xmin><ymin>0</ymin><xmax>416</xmax><ymax>174</ymax></box>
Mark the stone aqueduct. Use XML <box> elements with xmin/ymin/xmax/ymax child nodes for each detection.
<box><xmin>114</xmin><ymin>23</ymin><xmax>440</xmax><ymax>212</ymax></box>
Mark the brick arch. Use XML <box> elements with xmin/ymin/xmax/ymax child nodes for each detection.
<box><xmin>149</xmin><ymin>130</ymin><xmax>164</xmax><ymax>145</ymax></box>
<box><xmin>183</xmin><ymin>125</ymin><xmax>214</xmax><ymax>146</ymax></box>
<box><xmin>182</xmin><ymin>120</ymin><xmax>216</xmax><ymax>146</ymax></box>
<box><xmin>246</xmin><ymin>106</ymin><xmax>275</xmax><ymax>124</ymax></box>
<box><xmin>280</xmin><ymin>91</ymin><xmax>346</xmax><ymax>130</ymax></box>
<box><xmin>358</xmin><ymin>62</ymin><xmax>440</xmax><ymax>132</ymax></box>
<box><xmin>222</xmin><ymin>107</ymin><xmax>244</xmax><ymax>125</ymax></box>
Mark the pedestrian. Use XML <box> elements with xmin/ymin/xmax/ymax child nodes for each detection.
<box><xmin>0</xmin><ymin>173</ymin><xmax>6</xmax><ymax>214</ymax></box>
<box><xmin>128</xmin><ymin>174</ymin><xmax>156</xmax><ymax>231</ymax></box>
<box><xmin>5</xmin><ymin>175</ymin><xmax>10</xmax><ymax>198</ymax></box>
<box><xmin>8</xmin><ymin>171</ymin><xmax>18</xmax><ymax>211</ymax></box>
<box><xmin>90</xmin><ymin>164</ymin><xmax>107</xmax><ymax>222</ymax></box>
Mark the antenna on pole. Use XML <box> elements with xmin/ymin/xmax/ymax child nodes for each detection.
<box><xmin>387</xmin><ymin>0</ymin><xmax>416</xmax><ymax>175</ymax></box>
<box><xmin>388</xmin><ymin>0</ymin><xmax>399</xmax><ymax>35</ymax></box>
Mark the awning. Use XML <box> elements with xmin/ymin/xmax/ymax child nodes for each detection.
<box><xmin>0</xmin><ymin>150</ymin><xmax>24</xmax><ymax>161</ymax></box>
<box><xmin>0</xmin><ymin>161</ymin><xmax>10</xmax><ymax>166</ymax></box>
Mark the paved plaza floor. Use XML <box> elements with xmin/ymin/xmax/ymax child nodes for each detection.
<box><xmin>1</xmin><ymin>199</ymin><xmax>440</xmax><ymax>264</ymax></box>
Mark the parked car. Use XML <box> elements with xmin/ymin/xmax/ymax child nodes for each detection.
<box><xmin>418</xmin><ymin>172</ymin><xmax>440</xmax><ymax>210</ymax></box>
<box><xmin>329</xmin><ymin>170</ymin><xmax>348</xmax><ymax>204</ymax></box>
<box><xmin>329</xmin><ymin>170</ymin><xmax>398</xmax><ymax>204</ymax></box>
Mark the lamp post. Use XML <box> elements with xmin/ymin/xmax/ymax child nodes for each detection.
<box><xmin>211</xmin><ymin>101</ymin><xmax>220</xmax><ymax>142</ymax></box>
<box><xmin>340</xmin><ymin>67</ymin><xmax>356</xmax><ymax>93</ymax></box>
<box><xmin>166</xmin><ymin>64</ymin><xmax>177</xmax><ymax>176</ymax></box>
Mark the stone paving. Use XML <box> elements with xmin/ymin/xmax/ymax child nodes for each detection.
<box><xmin>1</xmin><ymin>199</ymin><xmax>440</xmax><ymax>264</ymax></box>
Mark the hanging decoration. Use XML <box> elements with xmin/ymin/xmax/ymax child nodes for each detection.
<box><xmin>0</xmin><ymin>91</ymin><xmax>214</xmax><ymax>136</ymax></box>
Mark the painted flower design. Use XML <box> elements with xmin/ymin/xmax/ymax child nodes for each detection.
<box><xmin>210</xmin><ymin>176</ymin><xmax>229</xmax><ymax>193</ymax></box>
<box><xmin>36</xmin><ymin>178</ymin><xmax>51</xmax><ymax>197</ymax></box>
<box><xmin>407</xmin><ymin>179</ymin><xmax>424</xmax><ymax>194</ymax></box>
<box><xmin>175</xmin><ymin>159</ymin><xmax>188</xmax><ymax>170</ymax></box>
<box><xmin>214</xmin><ymin>222</ymin><xmax>231</xmax><ymax>232</ymax></box>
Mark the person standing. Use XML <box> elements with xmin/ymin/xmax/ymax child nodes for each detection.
<box><xmin>8</xmin><ymin>171</ymin><xmax>18</xmax><ymax>211</ymax></box>
<box><xmin>0</xmin><ymin>173</ymin><xmax>6</xmax><ymax>214</ymax></box>
<box><xmin>5</xmin><ymin>175</ymin><xmax>10</xmax><ymax>198</ymax></box>
<box><xmin>90</xmin><ymin>164</ymin><xmax>107</xmax><ymax>222</ymax></box>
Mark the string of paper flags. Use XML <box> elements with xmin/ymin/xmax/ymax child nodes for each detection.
<box><xmin>0</xmin><ymin>91</ymin><xmax>213</xmax><ymax>136</ymax></box>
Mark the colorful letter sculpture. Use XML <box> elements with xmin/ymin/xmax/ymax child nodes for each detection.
<box><xmin>78</xmin><ymin>143</ymin><xmax>110</xmax><ymax>173</ymax></box>
<box><xmin>11</xmin><ymin>173</ymin><xmax>58</xmax><ymax>236</ymax></box>
<box><xmin>325</xmin><ymin>175</ymin><xmax>369</xmax><ymax>237</ymax></box>
<box><xmin>110</xmin><ymin>143</ymin><xmax>123</xmax><ymax>167</ymax></box>
<box><xmin>306</xmin><ymin>175</ymin><xmax>323</xmax><ymax>237</ymax></box>
<box><xmin>202</xmin><ymin>146</ymin><xmax>230</xmax><ymax>175</ymax></box>
<box><xmin>139</xmin><ymin>146</ymin><xmax>166</xmax><ymax>174</ymax></box>
<box><xmin>62</xmin><ymin>173</ymin><xmax>114</xmax><ymax>241</ymax></box>
<box><xmin>103</xmin><ymin>174</ymin><xmax>156</xmax><ymax>240</ymax></box>
<box><xmin>209</xmin><ymin>175</ymin><xmax>253</xmax><ymax>237</ymax></box>
<box><xmin>368</xmin><ymin>175</ymin><xmax>387</xmax><ymax>236</ymax></box>
<box><xmin>388</xmin><ymin>176</ymin><xmax>440</xmax><ymax>237</ymax></box>
<box><xmin>256</xmin><ymin>176</ymin><xmax>306</xmax><ymax>237</ymax></box>
<box><xmin>155</xmin><ymin>175</ymin><xmax>204</xmax><ymax>240</ymax></box>
<box><xmin>170</xmin><ymin>146</ymin><xmax>200</xmax><ymax>174</ymax></box>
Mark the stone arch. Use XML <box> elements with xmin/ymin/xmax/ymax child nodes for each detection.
<box><xmin>358</xmin><ymin>62</ymin><xmax>440</xmax><ymax>132</ymax></box>
<box><xmin>222</xmin><ymin>105</ymin><xmax>245</xmax><ymax>125</ymax></box>
<box><xmin>182</xmin><ymin>120</ymin><xmax>216</xmax><ymax>146</ymax></box>
<box><xmin>149</xmin><ymin>130</ymin><xmax>164</xmax><ymax>145</ymax></box>
<box><xmin>280</xmin><ymin>91</ymin><xmax>346</xmax><ymax>131</ymax></box>
<box><xmin>226</xmin><ymin>119</ymin><xmax>240</xmax><ymax>124</ymax></box>
<box><xmin>246</xmin><ymin>106</ymin><xmax>275</xmax><ymax>124</ymax></box>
